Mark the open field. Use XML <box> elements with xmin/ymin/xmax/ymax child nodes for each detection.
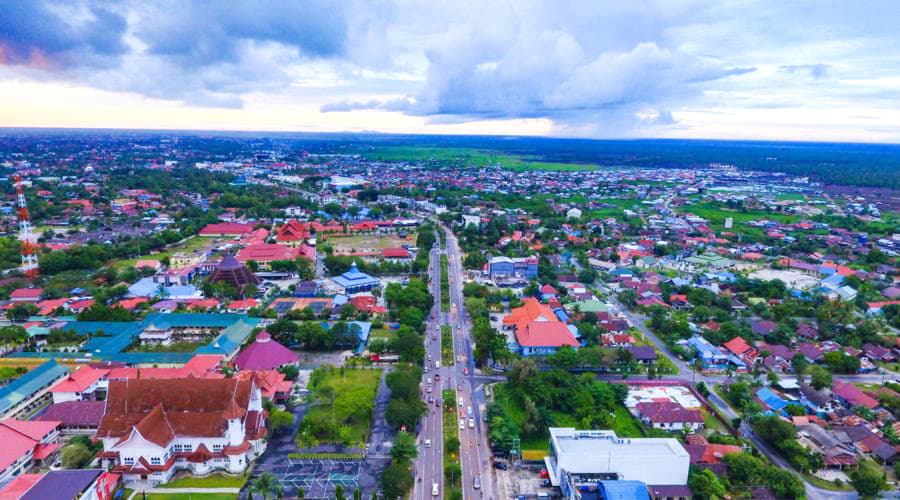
<box><xmin>326</xmin><ymin>233</ymin><xmax>415</xmax><ymax>254</ymax></box>
<box><xmin>682</xmin><ymin>202</ymin><xmax>801</xmax><ymax>234</ymax></box>
<box><xmin>749</xmin><ymin>269</ymin><xmax>820</xmax><ymax>289</ymax></box>
<box><xmin>297</xmin><ymin>368</ymin><xmax>382</xmax><ymax>445</ymax></box>
<box><xmin>160</xmin><ymin>473</ymin><xmax>249</xmax><ymax>489</ymax></box>
<box><xmin>359</xmin><ymin>146</ymin><xmax>600</xmax><ymax>172</ymax></box>
<box><xmin>113</xmin><ymin>236</ymin><xmax>216</xmax><ymax>269</ymax></box>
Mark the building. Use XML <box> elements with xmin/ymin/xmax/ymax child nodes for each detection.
<box><xmin>97</xmin><ymin>378</ymin><xmax>266</xmax><ymax>486</ymax></box>
<box><xmin>0</xmin><ymin>360</ymin><xmax>69</xmax><ymax>419</ymax></box>
<box><xmin>169</xmin><ymin>252</ymin><xmax>205</xmax><ymax>269</ymax></box>
<box><xmin>331</xmin><ymin>263</ymin><xmax>381</xmax><ymax>294</ymax></box>
<box><xmin>546</xmin><ymin>428</ymin><xmax>689</xmax><ymax>500</ymax></box>
<box><xmin>275</xmin><ymin>219</ymin><xmax>311</xmax><ymax>247</ymax></box>
<box><xmin>198</xmin><ymin>222</ymin><xmax>255</xmax><ymax>236</ymax></box>
<box><xmin>488</xmin><ymin>256</ymin><xmax>538</xmax><ymax>279</ymax></box>
<box><xmin>0</xmin><ymin>469</ymin><xmax>118</xmax><ymax>500</ymax></box>
<box><xmin>503</xmin><ymin>298</ymin><xmax>578</xmax><ymax>356</ymax></box>
<box><xmin>236</xmin><ymin>243</ymin><xmax>314</xmax><ymax>269</ymax></box>
<box><xmin>0</xmin><ymin>419</ymin><xmax>62</xmax><ymax>483</ymax></box>
<box><xmin>49</xmin><ymin>366</ymin><xmax>109</xmax><ymax>404</ymax></box>
<box><xmin>635</xmin><ymin>402</ymin><xmax>704</xmax><ymax>431</ymax></box>
<box><xmin>207</xmin><ymin>254</ymin><xmax>261</xmax><ymax>294</ymax></box>
<box><xmin>10</xmin><ymin>288</ymin><xmax>43</xmax><ymax>303</ymax></box>
<box><xmin>232</xmin><ymin>332</ymin><xmax>299</xmax><ymax>371</ymax></box>
<box><xmin>37</xmin><ymin>401</ymin><xmax>106</xmax><ymax>435</ymax></box>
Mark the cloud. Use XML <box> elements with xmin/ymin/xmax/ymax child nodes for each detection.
<box><xmin>780</xmin><ymin>64</ymin><xmax>830</xmax><ymax>79</ymax></box>
<box><xmin>0</xmin><ymin>0</ymin><xmax>128</xmax><ymax>68</ymax></box>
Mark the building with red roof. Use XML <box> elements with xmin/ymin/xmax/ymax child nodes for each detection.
<box><xmin>235</xmin><ymin>370</ymin><xmax>294</xmax><ymax>404</ymax></box>
<box><xmin>515</xmin><ymin>321</ymin><xmax>579</xmax><ymax>357</ymax></box>
<box><xmin>635</xmin><ymin>401</ymin><xmax>704</xmax><ymax>431</ymax></box>
<box><xmin>275</xmin><ymin>219</ymin><xmax>311</xmax><ymax>247</ymax></box>
<box><xmin>236</xmin><ymin>243</ymin><xmax>314</xmax><ymax>269</ymax></box>
<box><xmin>10</xmin><ymin>288</ymin><xmax>43</xmax><ymax>303</ymax></box>
<box><xmin>50</xmin><ymin>366</ymin><xmax>109</xmax><ymax>404</ymax></box>
<box><xmin>198</xmin><ymin>222</ymin><xmax>255</xmax><ymax>236</ymax></box>
<box><xmin>723</xmin><ymin>337</ymin><xmax>757</xmax><ymax>359</ymax></box>
<box><xmin>832</xmin><ymin>381</ymin><xmax>879</xmax><ymax>410</ymax></box>
<box><xmin>0</xmin><ymin>419</ymin><xmax>62</xmax><ymax>482</ymax></box>
<box><xmin>381</xmin><ymin>247</ymin><xmax>411</xmax><ymax>260</ymax></box>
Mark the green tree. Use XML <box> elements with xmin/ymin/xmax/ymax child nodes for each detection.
<box><xmin>688</xmin><ymin>467</ymin><xmax>726</xmax><ymax>500</ymax></box>
<box><xmin>60</xmin><ymin>442</ymin><xmax>94</xmax><ymax>469</ymax></box>
<box><xmin>850</xmin><ymin>460</ymin><xmax>887</xmax><ymax>498</ymax></box>
<box><xmin>379</xmin><ymin>462</ymin><xmax>413</xmax><ymax>499</ymax></box>
<box><xmin>335</xmin><ymin>484</ymin><xmax>345</xmax><ymax>500</ymax></box>
<box><xmin>809</xmin><ymin>365</ymin><xmax>833</xmax><ymax>391</ymax></box>
<box><xmin>268</xmin><ymin>408</ymin><xmax>294</xmax><ymax>435</ymax></box>
<box><xmin>389</xmin><ymin>431</ymin><xmax>418</xmax><ymax>465</ymax></box>
<box><xmin>250</xmin><ymin>472</ymin><xmax>284</xmax><ymax>499</ymax></box>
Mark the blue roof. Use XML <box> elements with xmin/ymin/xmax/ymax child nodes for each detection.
<box><xmin>0</xmin><ymin>360</ymin><xmax>68</xmax><ymax>415</ymax></box>
<box><xmin>127</xmin><ymin>278</ymin><xmax>201</xmax><ymax>298</ymax></box>
<box><xmin>598</xmin><ymin>481</ymin><xmax>649</xmax><ymax>500</ymax></box>
<box><xmin>332</xmin><ymin>263</ymin><xmax>380</xmax><ymax>289</ymax></box>
<box><xmin>756</xmin><ymin>387</ymin><xmax>788</xmax><ymax>412</ymax></box>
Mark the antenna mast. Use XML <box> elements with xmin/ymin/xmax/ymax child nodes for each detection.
<box><xmin>12</xmin><ymin>175</ymin><xmax>39</xmax><ymax>281</ymax></box>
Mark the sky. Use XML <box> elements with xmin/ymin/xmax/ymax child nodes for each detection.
<box><xmin>1</xmin><ymin>0</ymin><xmax>899</xmax><ymax>142</ymax></box>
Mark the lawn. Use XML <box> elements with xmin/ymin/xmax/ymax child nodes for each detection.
<box><xmin>127</xmin><ymin>341</ymin><xmax>206</xmax><ymax>353</ymax></box>
<box><xmin>297</xmin><ymin>367</ymin><xmax>382</xmax><ymax>446</ymax></box>
<box><xmin>443</xmin><ymin>389</ymin><xmax>462</xmax><ymax>499</ymax></box>
<box><xmin>146</xmin><ymin>494</ymin><xmax>237</xmax><ymax>500</ymax></box>
<box><xmin>492</xmin><ymin>383</ymin><xmax>644</xmax><ymax>454</ymax></box>
<box><xmin>160</xmin><ymin>473</ymin><xmax>249</xmax><ymax>489</ymax></box>
<box><xmin>326</xmin><ymin>232</ymin><xmax>415</xmax><ymax>252</ymax></box>
<box><xmin>682</xmin><ymin>201</ymin><xmax>800</xmax><ymax>234</ymax></box>
<box><xmin>368</xmin><ymin>328</ymin><xmax>397</xmax><ymax>342</ymax></box>
<box><xmin>440</xmin><ymin>255</ymin><xmax>450</xmax><ymax>313</ymax></box>
<box><xmin>113</xmin><ymin>236</ymin><xmax>214</xmax><ymax>269</ymax></box>
<box><xmin>441</xmin><ymin>325</ymin><xmax>454</xmax><ymax>366</ymax></box>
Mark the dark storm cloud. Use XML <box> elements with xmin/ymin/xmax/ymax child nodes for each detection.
<box><xmin>0</xmin><ymin>0</ymin><xmax>127</xmax><ymax>67</ymax></box>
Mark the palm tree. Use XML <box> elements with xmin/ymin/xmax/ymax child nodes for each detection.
<box><xmin>250</xmin><ymin>472</ymin><xmax>283</xmax><ymax>499</ymax></box>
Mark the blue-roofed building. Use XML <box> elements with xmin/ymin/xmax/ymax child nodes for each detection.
<box><xmin>598</xmin><ymin>480</ymin><xmax>650</xmax><ymax>500</ymax></box>
<box><xmin>755</xmin><ymin>386</ymin><xmax>792</xmax><ymax>416</ymax></box>
<box><xmin>0</xmin><ymin>360</ymin><xmax>69</xmax><ymax>418</ymax></box>
<box><xmin>331</xmin><ymin>263</ymin><xmax>381</xmax><ymax>294</ymax></box>
<box><xmin>687</xmin><ymin>335</ymin><xmax>729</xmax><ymax>369</ymax></box>
<box><xmin>127</xmin><ymin>277</ymin><xmax>202</xmax><ymax>299</ymax></box>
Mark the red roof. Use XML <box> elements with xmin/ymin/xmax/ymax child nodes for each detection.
<box><xmin>832</xmin><ymin>381</ymin><xmax>879</xmax><ymax>409</ymax></box>
<box><xmin>0</xmin><ymin>474</ymin><xmax>43</xmax><ymax>498</ymax></box>
<box><xmin>0</xmin><ymin>420</ymin><xmax>61</xmax><ymax>471</ymax></box>
<box><xmin>540</xmin><ymin>284</ymin><xmax>558</xmax><ymax>294</ymax></box>
<box><xmin>516</xmin><ymin>321</ymin><xmax>579</xmax><ymax>348</ymax></box>
<box><xmin>276</xmin><ymin>219</ymin><xmax>311</xmax><ymax>242</ymax></box>
<box><xmin>236</xmin><ymin>243</ymin><xmax>303</xmax><ymax>263</ymax></box>
<box><xmin>51</xmin><ymin>366</ymin><xmax>109</xmax><ymax>393</ymax></box>
<box><xmin>199</xmin><ymin>222</ymin><xmax>254</xmax><ymax>235</ymax></box>
<box><xmin>381</xmin><ymin>247</ymin><xmax>411</xmax><ymax>258</ymax></box>
<box><xmin>723</xmin><ymin>337</ymin><xmax>754</xmax><ymax>356</ymax></box>
<box><xmin>10</xmin><ymin>288</ymin><xmax>43</xmax><ymax>300</ymax></box>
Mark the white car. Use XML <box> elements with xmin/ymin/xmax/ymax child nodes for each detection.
<box><xmin>459</xmin><ymin>418</ymin><xmax>465</xmax><ymax>430</ymax></box>
<box><xmin>424</xmin><ymin>439</ymin><xmax>432</xmax><ymax>448</ymax></box>
<box><xmin>467</xmin><ymin>405</ymin><xmax>473</xmax><ymax>416</ymax></box>
<box><xmin>457</xmin><ymin>397</ymin><xmax>463</xmax><ymax>407</ymax></box>
<box><xmin>468</xmin><ymin>418</ymin><xmax>475</xmax><ymax>428</ymax></box>
<box><xmin>432</xmin><ymin>483</ymin><xmax>439</xmax><ymax>496</ymax></box>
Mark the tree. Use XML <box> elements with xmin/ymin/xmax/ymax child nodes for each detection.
<box><xmin>791</xmin><ymin>355</ymin><xmax>809</xmax><ymax>376</ymax></box>
<box><xmin>688</xmin><ymin>467</ymin><xmax>726</xmax><ymax>500</ymax></box>
<box><xmin>445</xmin><ymin>461</ymin><xmax>462</xmax><ymax>483</ymax></box>
<box><xmin>850</xmin><ymin>460</ymin><xmax>887</xmax><ymax>498</ymax></box>
<box><xmin>7</xmin><ymin>303</ymin><xmax>38</xmax><ymax>322</ymax></box>
<box><xmin>379</xmin><ymin>462</ymin><xmax>413</xmax><ymax>499</ymax></box>
<box><xmin>335</xmin><ymin>484</ymin><xmax>346</xmax><ymax>500</ymax></box>
<box><xmin>60</xmin><ymin>442</ymin><xmax>94</xmax><ymax>469</ymax></box>
<box><xmin>250</xmin><ymin>472</ymin><xmax>284</xmax><ymax>499</ymax></box>
<box><xmin>354</xmin><ymin>487</ymin><xmax>362</xmax><ymax>500</ymax></box>
<box><xmin>268</xmin><ymin>408</ymin><xmax>294</xmax><ymax>435</ymax></box>
<box><xmin>809</xmin><ymin>365</ymin><xmax>833</xmax><ymax>391</ymax></box>
<box><xmin>389</xmin><ymin>431</ymin><xmax>418</xmax><ymax>465</ymax></box>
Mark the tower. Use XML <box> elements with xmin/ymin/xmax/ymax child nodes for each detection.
<box><xmin>12</xmin><ymin>175</ymin><xmax>38</xmax><ymax>281</ymax></box>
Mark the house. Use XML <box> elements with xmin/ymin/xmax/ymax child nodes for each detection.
<box><xmin>275</xmin><ymin>219</ymin><xmax>311</xmax><ymax>247</ymax></box>
<box><xmin>235</xmin><ymin>370</ymin><xmax>294</xmax><ymax>404</ymax></box>
<box><xmin>540</xmin><ymin>284</ymin><xmax>558</xmax><ymax>301</ymax></box>
<box><xmin>10</xmin><ymin>288</ymin><xmax>43</xmax><ymax>303</ymax></box>
<box><xmin>514</xmin><ymin>321</ymin><xmax>579</xmax><ymax>357</ymax></box>
<box><xmin>749</xmin><ymin>319</ymin><xmax>777</xmax><ymax>337</ymax></box>
<box><xmin>236</xmin><ymin>243</ymin><xmax>314</xmax><ymax>269</ymax></box>
<box><xmin>635</xmin><ymin>402</ymin><xmax>704</xmax><ymax>431</ymax></box>
<box><xmin>831</xmin><ymin>381</ymin><xmax>878</xmax><ymax>410</ymax></box>
<box><xmin>798</xmin><ymin>343</ymin><xmax>824</xmax><ymax>363</ymax></box>
<box><xmin>96</xmin><ymin>378</ymin><xmax>267</xmax><ymax>486</ymax></box>
<box><xmin>687</xmin><ymin>335</ymin><xmax>729</xmax><ymax>369</ymax></box>
<box><xmin>488</xmin><ymin>256</ymin><xmax>538</xmax><ymax>279</ymax></box>
<box><xmin>0</xmin><ymin>419</ymin><xmax>62</xmax><ymax>482</ymax></box>
<box><xmin>624</xmin><ymin>345</ymin><xmax>658</xmax><ymax>364</ymax></box>
<box><xmin>798</xmin><ymin>381</ymin><xmax>834</xmax><ymax>414</ymax></box>
<box><xmin>862</xmin><ymin>342</ymin><xmax>895</xmax><ymax>362</ymax></box>
<box><xmin>381</xmin><ymin>247</ymin><xmax>411</xmax><ymax>260</ymax></box>
<box><xmin>232</xmin><ymin>332</ymin><xmax>299</xmax><ymax>371</ymax></box>
<box><xmin>546</xmin><ymin>428</ymin><xmax>689</xmax><ymax>496</ymax></box>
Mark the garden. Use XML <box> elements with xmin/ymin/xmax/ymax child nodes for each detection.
<box><xmin>295</xmin><ymin>366</ymin><xmax>382</xmax><ymax>448</ymax></box>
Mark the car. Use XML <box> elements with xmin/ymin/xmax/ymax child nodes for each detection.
<box><xmin>435</xmin><ymin>361</ymin><xmax>441</xmax><ymax>369</ymax></box>
<box><xmin>539</xmin><ymin>469</ymin><xmax>549</xmax><ymax>479</ymax></box>
<box><xmin>434</xmin><ymin>373</ymin><xmax>440</xmax><ymax>380</ymax></box>
<box><xmin>426</xmin><ymin>386</ymin><xmax>432</xmax><ymax>393</ymax></box>
<box><xmin>467</xmin><ymin>405</ymin><xmax>473</xmax><ymax>416</ymax></box>
<box><xmin>459</xmin><ymin>418</ymin><xmax>465</xmax><ymax>430</ymax></box>
<box><xmin>427</xmin><ymin>354</ymin><xmax>432</xmax><ymax>361</ymax></box>
<box><xmin>426</xmin><ymin>377</ymin><xmax>432</xmax><ymax>385</ymax></box>
<box><xmin>458</xmin><ymin>397</ymin><xmax>463</xmax><ymax>406</ymax></box>
<box><xmin>493</xmin><ymin>461</ymin><xmax>509</xmax><ymax>470</ymax></box>
<box><xmin>424</xmin><ymin>439</ymin><xmax>432</xmax><ymax>448</ymax></box>
<box><xmin>473</xmin><ymin>476</ymin><xmax>481</xmax><ymax>489</ymax></box>
<box><xmin>432</xmin><ymin>483</ymin><xmax>439</xmax><ymax>496</ymax></box>
<box><xmin>432</xmin><ymin>334</ymin><xmax>437</xmax><ymax>340</ymax></box>
<box><xmin>541</xmin><ymin>479</ymin><xmax>552</xmax><ymax>487</ymax></box>
<box><xmin>435</xmin><ymin>399</ymin><xmax>441</xmax><ymax>407</ymax></box>
<box><xmin>428</xmin><ymin>396</ymin><xmax>434</xmax><ymax>404</ymax></box>
<box><xmin>463</xmin><ymin>367</ymin><xmax>468</xmax><ymax>375</ymax></box>
<box><xmin>468</xmin><ymin>417</ymin><xmax>475</xmax><ymax>428</ymax></box>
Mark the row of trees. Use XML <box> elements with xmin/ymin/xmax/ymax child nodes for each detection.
<box><xmin>267</xmin><ymin>320</ymin><xmax>362</xmax><ymax>351</ymax></box>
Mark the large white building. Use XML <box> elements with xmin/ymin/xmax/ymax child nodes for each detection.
<box><xmin>546</xmin><ymin>428</ymin><xmax>689</xmax><ymax>499</ymax></box>
<box><xmin>97</xmin><ymin>377</ymin><xmax>266</xmax><ymax>486</ymax></box>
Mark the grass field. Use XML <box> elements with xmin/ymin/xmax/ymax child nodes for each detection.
<box><xmin>326</xmin><ymin>232</ymin><xmax>415</xmax><ymax>253</ymax></box>
<box><xmin>298</xmin><ymin>368</ymin><xmax>382</xmax><ymax>445</ymax></box>
<box><xmin>127</xmin><ymin>341</ymin><xmax>206</xmax><ymax>353</ymax></box>
<box><xmin>682</xmin><ymin>201</ymin><xmax>800</xmax><ymax>235</ymax></box>
<box><xmin>358</xmin><ymin>146</ymin><xmax>600</xmax><ymax>172</ymax></box>
<box><xmin>492</xmin><ymin>383</ymin><xmax>643</xmax><ymax>454</ymax></box>
<box><xmin>113</xmin><ymin>236</ymin><xmax>214</xmax><ymax>269</ymax></box>
<box><xmin>368</xmin><ymin>327</ymin><xmax>397</xmax><ymax>342</ymax></box>
<box><xmin>146</xmin><ymin>494</ymin><xmax>236</xmax><ymax>500</ymax></box>
<box><xmin>160</xmin><ymin>473</ymin><xmax>249</xmax><ymax>489</ymax></box>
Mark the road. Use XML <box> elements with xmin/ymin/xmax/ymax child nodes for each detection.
<box><xmin>413</xmin><ymin>244</ymin><xmax>446</xmax><ymax>500</ymax></box>
<box><xmin>444</xmin><ymin>228</ymin><xmax>494</xmax><ymax>500</ymax></box>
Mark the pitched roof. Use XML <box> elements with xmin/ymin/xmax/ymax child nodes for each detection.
<box><xmin>723</xmin><ymin>336</ymin><xmax>753</xmax><ymax>356</ymax></box>
<box><xmin>199</xmin><ymin>222</ymin><xmax>254</xmax><ymax>235</ymax></box>
<box><xmin>38</xmin><ymin>401</ymin><xmax>106</xmax><ymax>427</ymax></box>
<box><xmin>50</xmin><ymin>366</ymin><xmax>109</xmax><ymax>393</ymax></box>
<box><xmin>233</xmin><ymin>332</ymin><xmax>299</xmax><ymax>370</ymax></box>
<box><xmin>0</xmin><ymin>419</ymin><xmax>61</xmax><ymax>472</ymax></box>
<box><xmin>832</xmin><ymin>381</ymin><xmax>878</xmax><ymax>410</ymax></box>
<box><xmin>97</xmin><ymin>378</ymin><xmax>255</xmax><ymax>444</ymax></box>
<box><xmin>515</xmin><ymin>321</ymin><xmax>579</xmax><ymax>348</ymax></box>
<box><xmin>636</xmin><ymin>401</ymin><xmax>704</xmax><ymax>424</ymax></box>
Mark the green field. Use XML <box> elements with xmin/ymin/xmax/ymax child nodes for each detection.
<box><xmin>682</xmin><ymin>201</ymin><xmax>800</xmax><ymax>235</ymax></box>
<box><xmin>297</xmin><ymin>368</ymin><xmax>382</xmax><ymax>446</ymax></box>
<box><xmin>160</xmin><ymin>473</ymin><xmax>248</xmax><ymax>489</ymax></box>
<box><xmin>492</xmin><ymin>383</ymin><xmax>643</xmax><ymax>453</ymax></box>
<box><xmin>359</xmin><ymin>146</ymin><xmax>599</xmax><ymax>172</ymax></box>
<box><xmin>443</xmin><ymin>389</ymin><xmax>462</xmax><ymax>499</ymax></box>
<box><xmin>440</xmin><ymin>254</ymin><xmax>450</xmax><ymax>313</ymax></box>
<box><xmin>146</xmin><ymin>494</ymin><xmax>236</xmax><ymax>500</ymax></box>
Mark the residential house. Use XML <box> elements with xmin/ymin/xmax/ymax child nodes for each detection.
<box><xmin>635</xmin><ymin>402</ymin><xmax>704</xmax><ymax>431</ymax></box>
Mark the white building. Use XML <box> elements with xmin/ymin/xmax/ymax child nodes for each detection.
<box><xmin>546</xmin><ymin>428</ymin><xmax>689</xmax><ymax>499</ymax></box>
<box><xmin>97</xmin><ymin>378</ymin><xmax>266</xmax><ymax>486</ymax></box>
<box><xmin>566</xmin><ymin>208</ymin><xmax>582</xmax><ymax>219</ymax></box>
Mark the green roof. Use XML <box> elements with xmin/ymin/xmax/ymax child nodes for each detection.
<box><xmin>570</xmin><ymin>300</ymin><xmax>609</xmax><ymax>313</ymax></box>
<box><xmin>0</xmin><ymin>359</ymin><xmax>68</xmax><ymax>416</ymax></box>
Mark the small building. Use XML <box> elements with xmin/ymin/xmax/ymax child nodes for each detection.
<box><xmin>199</xmin><ymin>222</ymin><xmax>255</xmax><ymax>236</ymax></box>
<box><xmin>207</xmin><ymin>254</ymin><xmax>261</xmax><ymax>294</ymax></box>
<box><xmin>0</xmin><ymin>469</ymin><xmax>119</xmax><ymax>500</ymax></box>
<box><xmin>331</xmin><ymin>263</ymin><xmax>381</xmax><ymax>294</ymax></box>
<box><xmin>0</xmin><ymin>419</ymin><xmax>62</xmax><ymax>483</ymax></box>
<box><xmin>635</xmin><ymin>401</ymin><xmax>704</xmax><ymax>431</ymax></box>
<box><xmin>0</xmin><ymin>360</ymin><xmax>69</xmax><ymax>419</ymax></box>
<box><xmin>10</xmin><ymin>288</ymin><xmax>43</xmax><ymax>303</ymax></box>
<box><xmin>233</xmin><ymin>332</ymin><xmax>299</xmax><ymax>371</ymax></box>
<box><xmin>49</xmin><ymin>366</ymin><xmax>109</xmax><ymax>404</ymax></box>
<box><xmin>37</xmin><ymin>400</ymin><xmax>106</xmax><ymax>435</ymax></box>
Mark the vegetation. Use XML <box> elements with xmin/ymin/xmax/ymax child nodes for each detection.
<box><xmin>296</xmin><ymin>366</ymin><xmax>381</xmax><ymax>448</ymax></box>
<box><xmin>161</xmin><ymin>473</ymin><xmax>249</xmax><ymax>489</ymax></box>
<box><xmin>440</xmin><ymin>254</ymin><xmax>450</xmax><ymax>312</ymax></box>
<box><xmin>384</xmin><ymin>364</ymin><xmax>427</xmax><ymax>431</ymax></box>
<box><xmin>443</xmin><ymin>389</ymin><xmax>462</xmax><ymax>499</ymax></box>
<box><xmin>441</xmin><ymin>325</ymin><xmax>454</xmax><ymax>366</ymax></box>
